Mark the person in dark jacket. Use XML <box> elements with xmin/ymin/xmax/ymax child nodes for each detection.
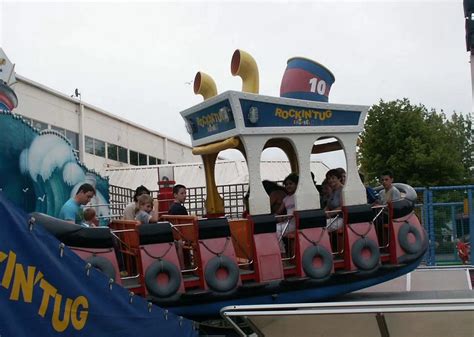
<box><xmin>168</xmin><ymin>184</ymin><xmax>188</xmax><ymax>215</ymax></box>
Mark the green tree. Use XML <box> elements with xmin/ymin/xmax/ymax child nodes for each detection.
<box><xmin>446</xmin><ymin>112</ymin><xmax>473</xmax><ymax>184</ymax></box>
<box><xmin>358</xmin><ymin>99</ymin><xmax>466</xmax><ymax>186</ymax></box>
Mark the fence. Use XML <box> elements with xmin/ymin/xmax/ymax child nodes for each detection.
<box><xmin>109</xmin><ymin>184</ymin><xmax>473</xmax><ymax>266</ymax></box>
<box><xmin>419</xmin><ymin>185</ymin><xmax>473</xmax><ymax>266</ymax></box>
<box><xmin>110</xmin><ymin>183</ymin><xmax>247</xmax><ymax>218</ymax></box>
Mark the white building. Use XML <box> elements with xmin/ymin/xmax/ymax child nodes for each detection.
<box><xmin>10</xmin><ymin>74</ymin><xmax>198</xmax><ymax>174</ymax></box>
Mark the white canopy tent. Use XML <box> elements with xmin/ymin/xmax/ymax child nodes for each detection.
<box><xmin>105</xmin><ymin>160</ymin><xmax>330</xmax><ymax>191</ymax></box>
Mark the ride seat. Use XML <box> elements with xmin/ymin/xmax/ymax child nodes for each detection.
<box><xmin>160</xmin><ymin>215</ymin><xmax>198</xmax><ymax>271</ymax></box>
<box><xmin>343</xmin><ymin>205</ymin><xmax>381</xmax><ymax>272</ymax></box>
<box><xmin>294</xmin><ymin>209</ymin><xmax>333</xmax><ymax>279</ymax></box>
<box><xmin>195</xmin><ymin>218</ymin><xmax>241</xmax><ymax>292</ymax></box>
<box><xmin>248</xmin><ymin>214</ymin><xmax>284</xmax><ymax>282</ymax></box>
<box><xmin>390</xmin><ymin>200</ymin><xmax>427</xmax><ymax>264</ymax></box>
<box><xmin>138</xmin><ymin>222</ymin><xmax>184</xmax><ymax>297</ymax></box>
<box><xmin>30</xmin><ymin>212</ymin><xmax>122</xmax><ymax>284</ymax></box>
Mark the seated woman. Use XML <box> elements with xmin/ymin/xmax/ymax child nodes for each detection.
<box><xmin>318</xmin><ymin>178</ymin><xmax>331</xmax><ymax>209</ymax></box>
<box><xmin>123</xmin><ymin>185</ymin><xmax>150</xmax><ymax>220</ymax></box>
<box><xmin>242</xmin><ymin>180</ymin><xmax>287</xmax><ymax>217</ymax></box>
<box><xmin>325</xmin><ymin>169</ymin><xmax>344</xmax><ymax>232</ymax></box>
<box><xmin>263</xmin><ymin>180</ymin><xmax>287</xmax><ymax>214</ymax></box>
<box><xmin>275</xmin><ymin>173</ymin><xmax>299</xmax><ymax>253</ymax></box>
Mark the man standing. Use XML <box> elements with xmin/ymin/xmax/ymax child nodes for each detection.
<box><xmin>59</xmin><ymin>183</ymin><xmax>96</xmax><ymax>224</ymax></box>
<box><xmin>379</xmin><ymin>170</ymin><xmax>401</xmax><ymax>204</ymax></box>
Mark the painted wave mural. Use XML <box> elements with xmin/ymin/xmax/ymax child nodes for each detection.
<box><xmin>0</xmin><ymin>82</ymin><xmax>109</xmax><ymax>221</ymax></box>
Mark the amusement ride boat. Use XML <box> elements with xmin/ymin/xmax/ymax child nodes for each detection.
<box><xmin>0</xmin><ymin>49</ymin><xmax>428</xmax><ymax>322</ymax></box>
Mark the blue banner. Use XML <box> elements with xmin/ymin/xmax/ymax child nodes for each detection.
<box><xmin>185</xmin><ymin>100</ymin><xmax>235</xmax><ymax>141</ymax></box>
<box><xmin>240</xmin><ymin>99</ymin><xmax>361</xmax><ymax>127</ymax></box>
<box><xmin>0</xmin><ymin>193</ymin><xmax>197</xmax><ymax>337</ymax></box>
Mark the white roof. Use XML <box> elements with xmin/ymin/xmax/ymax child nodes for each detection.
<box><xmin>105</xmin><ymin>160</ymin><xmax>329</xmax><ymax>190</ymax></box>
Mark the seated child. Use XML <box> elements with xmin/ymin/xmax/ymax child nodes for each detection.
<box><xmin>168</xmin><ymin>184</ymin><xmax>188</xmax><ymax>215</ymax></box>
<box><xmin>135</xmin><ymin>194</ymin><xmax>159</xmax><ymax>224</ymax></box>
<box><xmin>82</xmin><ymin>207</ymin><xmax>97</xmax><ymax>227</ymax></box>
<box><xmin>276</xmin><ymin>173</ymin><xmax>299</xmax><ymax>253</ymax></box>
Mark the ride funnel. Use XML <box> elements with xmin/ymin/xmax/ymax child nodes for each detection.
<box><xmin>280</xmin><ymin>57</ymin><xmax>335</xmax><ymax>102</ymax></box>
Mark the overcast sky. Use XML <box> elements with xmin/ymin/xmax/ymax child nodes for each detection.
<box><xmin>1</xmin><ymin>1</ymin><xmax>471</xmax><ymax>167</ymax></box>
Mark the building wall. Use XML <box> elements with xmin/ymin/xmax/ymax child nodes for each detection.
<box><xmin>11</xmin><ymin>75</ymin><xmax>199</xmax><ymax>175</ymax></box>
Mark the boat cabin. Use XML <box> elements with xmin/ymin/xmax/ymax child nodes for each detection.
<box><xmin>180</xmin><ymin>49</ymin><xmax>368</xmax><ymax>216</ymax></box>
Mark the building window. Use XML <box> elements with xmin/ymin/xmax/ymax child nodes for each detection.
<box><xmin>51</xmin><ymin>125</ymin><xmax>65</xmax><ymax>135</ymax></box>
<box><xmin>31</xmin><ymin>119</ymin><xmax>48</xmax><ymax>131</ymax></box>
<box><xmin>148</xmin><ymin>157</ymin><xmax>163</xmax><ymax>165</ymax></box>
<box><xmin>139</xmin><ymin>153</ymin><xmax>147</xmax><ymax>166</ymax></box>
<box><xmin>65</xmin><ymin>130</ymin><xmax>79</xmax><ymax>150</ymax></box>
<box><xmin>85</xmin><ymin>136</ymin><xmax>105</xmax><ymax>158</ymax></box>
<box><xmin>95</xmin><ymin>139</ymin><xmax>105</xmax><ymax>158</ymax></box>
<box><xmin>21</xmin><ymin>116</ymin><xmax>32</xmax><ymax>125</ymax></box>
<box><xmin>107</xmin><ymin>143</ymin><xmax>118</xmax><ymax>161</ymax></box>
<box><xmin>130</xmin><ymin>150</ymin><xmax>138</xmax><ymax>166</ymax></box>
<box><xmin>148</xmin><ymin>156</ymin><xmax>157</xmax><ymax>165</ymax></box>
<box><xmin>85</xmin><ymin>136</ymin><xmax>94</xmax><ymax>155</ymax></box>
<box><xmin>47</xmin><ymin>125</ymin><xmax>78</xmax><ymax>151</ymax></box>
<box><xmin>118</xmin><ymin>146</ymin><xmax>128</xmax><ymax>163</ymax></box>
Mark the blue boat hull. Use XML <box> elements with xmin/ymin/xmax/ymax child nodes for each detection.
<box><xmin>167</xmin><ymin>258</ymin><xmax>422</xmax><ymax>318</ymax></box>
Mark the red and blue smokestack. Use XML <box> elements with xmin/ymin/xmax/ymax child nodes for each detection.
<box><xmin>280</xmin><ymin>57</ymin><xmax>335</xmax><ymax>103</ymax></box>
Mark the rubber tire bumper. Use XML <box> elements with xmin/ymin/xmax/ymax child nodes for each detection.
<box><xmin>204</xmin><ymin>255</ymin><xmax>240</xmax><ymax>293</ymax></box>
<box><xmin>302</xmin><ymin>245</ymin><xmax>333</xmax><ymax>279</ymax></box>
<box><xmin>351</xmin><ymin>238</ymin><xmax>380</xmax><ymax>271</ymax></box>
<box><xmin>398</xmin><ymin>222</ymin><xmax>422</xmax><ymax>255</ymax></box>
<box><xmin>86</xmin><ymin>256</ymin><xmax>116</xmax><ymax>281</ymax></box>
<box><xmin>145</xmin><ymin>259</ymin><xmax>181</xmax><ymax>298</ymax></box>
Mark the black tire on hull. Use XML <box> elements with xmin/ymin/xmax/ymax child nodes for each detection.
<box><xmin>86</xmin><ymin>256</ymin><xmax>116</xmax><ymax>281</ymax></box>
<box><xmin>302</xmin><ymin>245</ymin><xmax>333</xmax><ymax>279</ymax></box>
<box><xmin>145</xmin><ymin>259</ymin><xmax>181</xmax><ymax>298</ymax></box>
<box><xmin>204</xmin><ymin>255</ymin><xmax>239</xmax><ymax>293</ymax></box>
<box><xmin>351</xmin><ymin>238</ymin><xmax>380</xmax><ymax>271</ymax></box>
<box><xmin>398</xmin><ymin>222</ymin><xmax>423</xmax><ymax>255</ymax></box>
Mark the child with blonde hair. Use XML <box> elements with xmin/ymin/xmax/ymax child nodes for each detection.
<box><xmin>135</xmin><ymin>194</ymin><xmax>158</xmax><ymax>224</ymax></box>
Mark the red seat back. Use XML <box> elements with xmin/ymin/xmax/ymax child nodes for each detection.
<box><xmin>249</xmin><ymin>214</ymin><xmax>284</xmax><ymax>282</ymax></box>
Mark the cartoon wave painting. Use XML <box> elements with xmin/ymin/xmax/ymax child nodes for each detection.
<box><xmin>0</xmin><ymin>82</ymin><xmax>109</xmax><ymax>221</ymax></box>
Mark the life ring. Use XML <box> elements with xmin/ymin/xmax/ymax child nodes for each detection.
<box><xmin>351</xmin><ymin>238</ymin><xmax>380</xmax><ymax>271</ymax></box>
<box><xmin>302</xmin><ymin>245</ymin><xmax>333</xmax><ymax>279</ymax></box>
<box><xmin>398</xmin><ymin>222</ymin><xmax>422</xmax><ymax>255</ymax></box>
<box><xmin>393</xmin><ymin>183</ymin><xmax>418</xmax><ymax>203</ymax></box>
<box><xmin>86</xmin><ymin>256</ymin><xmax>116</xmax><ymax>281</ymax></box>
<box><xmin>145</xmin><ymin>259</ymin><xmax>181</xmax><ymax>298</ymax></box>
<box><xmin>204</xmin><ymin>255</ymin><xmax>239</xmax><ymax>293</ymax></box>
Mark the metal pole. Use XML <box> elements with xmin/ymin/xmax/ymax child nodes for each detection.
<box><xmin>164</xmin><ymin>137</ymin><xmax>168</xmax><ymax>164</ymax></box>
<box><xmin>470</xmin><ymin>52</ymin><xmax>474</xmax><ymax>112</ymax></box>
<box><xmin>375</xmin><ymin>312</ymin><xmax>390</xmax><ymax>337</ymax></box>
<box><xmin>468</xmin><ymin>186</ymin><xmax>473</xmax><ymax>264</ymax></box>
<box><xmin>428</xmin><ymin>189</ymin><xmax>436</xmax><ymax>266</ymax></box>
<box><xmin>421</xmin><ymin>188</ymin><xmax>429</xmax><ymax>264</ymax></box>
<box><xmin>451</xmin><ymin>204</ymin><xmax>457</xmax><ymax>261</ymax></box>
<box><xmin>78</xmin><ymin>101</ymin><xmax>85</xmax><ymax>162</ymax></box>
